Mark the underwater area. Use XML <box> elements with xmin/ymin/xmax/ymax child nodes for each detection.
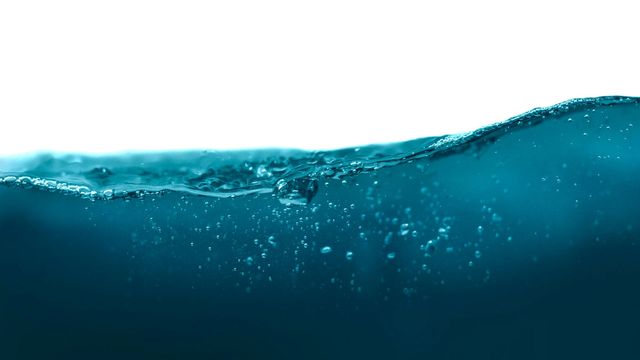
<box><xmin>1</xmin><ymin>96</ymin><xmax>639</xmax><ymax>359</ymax></box>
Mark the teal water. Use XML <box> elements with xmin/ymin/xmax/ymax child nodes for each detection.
<box><xmin>1</xmin><ymin>96</ymin><xmax>639</xmax><ymax>359</ymax></box>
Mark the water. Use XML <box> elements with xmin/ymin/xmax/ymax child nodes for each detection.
<box><xmin>1</xmin><ymin>96</ymin><xmax>639</xmax><ymax>359</ymax></box>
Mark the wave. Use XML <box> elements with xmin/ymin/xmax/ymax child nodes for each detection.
<box><xmin>1</xmin><ymin>96</ymin><xmax>638</xmax><ymax>204</ymax></box>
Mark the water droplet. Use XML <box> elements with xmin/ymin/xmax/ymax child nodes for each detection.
<box><xmin>386</xmin><ymin>252</ymin><xmax>396</xmax><ymax>260</ymax></box>
<box><xmin>345</xmin><ymin>251</ymin><xmax>354</xmax><ymax>260</ymax></box>
<box><xmin>477</xmin><ymin>225</ymin><xmax>484</xmax><ymax>235</ymax></box>
<box><xmin>475</xmin><ymin>250</ymin><xmax>482</xmax><ymax>259</ymax></box>
<box><xmin>320</xmin><ymin>246</ymin><xmax>332</xmax><ymax>254</ymax></box>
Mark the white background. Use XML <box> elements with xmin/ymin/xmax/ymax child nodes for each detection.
<box><xmin>1</xmin><ymin>1</ymin><xmax>638</xmax><ymax>155</ymax></box>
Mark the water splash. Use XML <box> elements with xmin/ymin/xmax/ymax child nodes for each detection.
<box><xmin>1</xmin><ymin>96</ymin><xmax>638</xmax><ymax>204</ymax></box>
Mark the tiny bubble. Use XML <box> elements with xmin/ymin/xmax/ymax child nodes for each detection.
<box><xmin>400</xmin><ymin>223</ymin><xmax>410</xmax><ymax>236</ymax></box>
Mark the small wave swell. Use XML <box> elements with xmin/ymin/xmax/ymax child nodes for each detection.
<box><xmin>1</xmin><ymin>96</ymin><xmax>638</xmax><ymax>204</ymax></box>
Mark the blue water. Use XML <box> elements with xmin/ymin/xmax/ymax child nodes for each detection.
<box><xmin>1</xmin><ymin>96</ymin><xmax>639</xmax><ymax>359</ymax></box>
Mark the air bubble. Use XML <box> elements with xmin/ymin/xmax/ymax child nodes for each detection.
<box><xmin>255</xmin><ymin>165</ymin><xmax>271</xmax><ymax>178</ymax></box>
<box><xmin>384</xmin><ymin>232</ymin><xmax>393</xmax><ymax>245</ymax></box>
<box><xmin>425</xmin><ymin>240</ymin><xmax>436</xmax><ymax>256</ymax></box>
<box><xmin>267</xmin><ymin>236</ymin><xmax>277</xmax><ymax>247</ymax></box>
<box><xmin>274</xmin><ymin>178</ymin><xmax>319</xmax><ymax>206</ymax></box>
<box><xmin>400</xmin><ymin>223</ymin><xmax>410</xmax><ymax>236</ymax></box>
